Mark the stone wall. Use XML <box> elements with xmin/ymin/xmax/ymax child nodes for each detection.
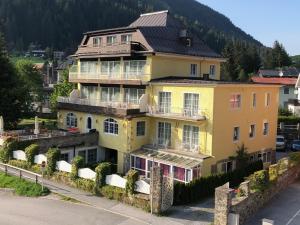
<box><xmin>19</xmin><ymin>132</ymin><xmax>99</xmax><ymax>153</ymax></box>
<box><xmin>214</xmin><ymin>156</ymin><xmax>300</xmax><ymax>225</ymax></box>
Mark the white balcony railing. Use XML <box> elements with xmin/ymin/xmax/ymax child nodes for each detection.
<box><xmin>143</xmin><ymin>141</ymin><xmax>200</xmax><ymax>154</ymax></box>
<box><xmin>57</xmin><ymin>96</ymin><xmax>140</xmax><ymax>109</ymax></box>
<box><xmin>147</xmin><ymin>106</ymin><xmax>206</xmax><ymax>120</ymax></box>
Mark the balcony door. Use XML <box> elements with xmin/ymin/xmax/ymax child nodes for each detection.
<box><xmin>158</xmin><ymin>92</ymin><xmax>171</xmax><ymax>113</ymax></box>
<box><xmin>183</xmin><ymin>125</ymin><xmax>199</xmax><ymax>150</ymax></box>
<box><xmin>101</xmin><ymin>87</ymin><xmax>120</xmax><ymax>102</ymax></box>
<box><xmin>157</xmin><ymin>122</ymin><xmax>171</xmax><ymax>147</ymax></box>
<box><xmin>184</xmin><ymin>93</ymin><xmax>199</xmax><ymax>116</ymax></box>
<box><xmin>124</xmin><ymin>88</ymin><xmax>145</xmax><ymax>104</ymax></box>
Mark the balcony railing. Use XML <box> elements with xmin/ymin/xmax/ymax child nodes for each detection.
<box><xmin>77</xmin><ymin>42</ymin><xmax>132</xmax><ymax>55</ymax></box>
<box><xmin>57</xmin><ymin>96</ymin><xmax>140</xmax><ymax>109</ymax></box>
<box><xmin>147</xmin><ymin>106</ymin><xmax>206</xmax><ymax>121</ymax></box>
<box><xmin>143</xmin><ymin>142</ymin><xmax>200</xmax><ymax>154</ymax></box>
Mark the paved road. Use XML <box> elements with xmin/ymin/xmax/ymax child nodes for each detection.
<box><xmin>245</xmin><ymin>181</ymin><xmax>300</xmax><ymax>225</ymax></box>
<box><xmin>0</xmin><ymin>164</ymin><xmax>213</xmax><ymax>225</ymax></box>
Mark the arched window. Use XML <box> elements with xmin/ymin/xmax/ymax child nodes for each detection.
<box><xmin>104</xmin><ymin>118</ymin><xmax>118</xmax><ymax>135</ymax></box>
<box><xmin>66</xmin><ymin>113</ymin><xmax>77</xmax><ymax>128</ymax></box>
<box><xmin>87</xmin><ymin>117</ymin><xmax>92</xmax><ymax>130</ymax></box>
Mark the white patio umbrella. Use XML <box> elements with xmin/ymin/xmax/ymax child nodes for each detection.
<box><xmin>0</xmin><ymin>116</ymin><xmax>3</xmax><ymax>134</ymax></box>
<box><xmin>34</xmin><ymin>116</ymin><xmax>40</xmax><ymax>135</ymax></box>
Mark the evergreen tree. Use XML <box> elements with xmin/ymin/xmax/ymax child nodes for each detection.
<box><xmin>271</xmin><ymin>41</ymin><xmax>291</xmax><ymax>68</ymax></box>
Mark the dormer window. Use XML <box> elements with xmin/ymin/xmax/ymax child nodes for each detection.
<box><xmin>186</xmin><ymin>38</ymin><xmax>192</xmax><ymax>47</ymax></box>
<box><xmin>107</xmin><ymin>35</ymin><xmax>117</xmax><ymax>46</ymax></box>
<box><xmin>93</xmin><ymin>37</ymin><xmax>101</xmax><ymax>47</ymax></box>
<box><xmin>121</xmin><ymin>34</ymin><xmax>132</xmax><ymax>44</ymax></box>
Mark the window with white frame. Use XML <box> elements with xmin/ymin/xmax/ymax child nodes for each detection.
<box><xmin>184</xmin><ymin>93</ymin><xmax>199</xmax><ymax>116</ymax></box>
<box><xmin>265</xmin><ymin>93</ymin><xmax>271</xmax><ymax>106</ymax></box>
<box><xmin>190</xmin><ymin>64</ymin><xmax>197</xmax><ymax>76</ymax></box>
<box><xmin>159</xmin><ymin>92</ymin><xmax>171</xmax><ymax>113</ymax></box>
<box><xmin>136</xmin><ymin>121</ymin><xmax>145</xmax><ymax>136</ymax></box>
<box><xmin>121</xmin><ymin>34</ymin><xmax>132</xmax><ymax>44</ymax></box>
<box><xmin>221</xmin><ymin>161</ymin><xmax>233</xmax><ymax>173</ymax></box>
<box><xmin>157</xmin><ymin>122</ymin><xmax>171</xmax><ymax>146</ymax></box>
<box><xmin>81</xmin><ymin>85</ymin><xmax>98</xmax><ymax>100</ymax></box>
<box><xmin>258</xmin><ymin>152</ymin><xmax>271</xmax><ymax>163</ymax></box>
<box><xmin>124</xmin><ymin>88</ymin><xmax>145</xmax><ymax>104</ymax></box>
<box><xmin>101</xmin><ymin>61</ymin><xmax>120</xmax><ymax>76</ymax></box>
<box><xmin>66</xmin><ymin>113</ymin><xmax>77</xmax><ymax>128</ymax></box>
<box><xmin>209</xmin><ymin>65</ymin><xmax>216</xmax><ymax>77</ymax></box>
<box><xmin>252</xmin><ymin>93</ymin><xmax>256</xmax><ymax>108</ymax></box>
<box><xmin>87</xmin><ymin>117</ymin><xmax>92</xmax><ymax>130</ymax></box>
<box><xmin>233</xmin><ymin>126</ymin><xmax>240</xmax><ymax>141</ymax></box>
<box><xmin>263</xmin><ymin>122</ymin><xmax>269</xmax><ymax>135</ymax></box>
<box><xmin>249</xmin><ymin>124</ymin><xmax>256</xmax><ymax>138</ymax></box>
<box><xmin>123</xmin><ymin>60</ymin><xmax>146</xmax><ymax>78</ymax></box>
<box><xmin>80</xmin><ymin>61</ymin><xmax>97</xmax><ymax>74</ymax></box>
<box><xmin>101</xmin><ymin>87</ymin><xmax>120</xmax><ymax>102</ymax></box>
<box><xmin>183</xmin><ymin>125</ymin><xmax>199</xmax><ymax>150</ymax></box>
<box><xmin>104</xmin><ymin>118</ymin><xmax>118</xmax><ymax>135</ymax></box>
<box><xmin>106</xmin><ymin>35</ymin><xmax>117</xmax><ymax>45</ymax></box>
<box><xmin>230</xmin><ymin>94</ymin><xmax>241</xmax><ymax>109</ymax></box>
<box><xmin>93</xmin><ymin>37</ymin><xmax>101</xmax><ymax>47</ymax></box>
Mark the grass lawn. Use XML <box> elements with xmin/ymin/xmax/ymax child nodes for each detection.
<box><xmin>0</xmin><ymin>172</ymin><xmax>49</xmax><ymax>197</ymax></box>
<box><xmin>18</xmin><ymin>118</ymin><xmax>57</xmax><ymax>130</ymax></box>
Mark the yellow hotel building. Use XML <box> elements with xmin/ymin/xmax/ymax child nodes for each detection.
<box><xmin>57</xmin><ymin>11</ymin><xmax>279</xmax><ymax>183</ymax></box>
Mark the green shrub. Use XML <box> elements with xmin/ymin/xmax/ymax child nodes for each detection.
<box><xmin>101</xmin><ymin>185</ymin><xmax>125</xmax><ymax>200</ymax></box>
<box><xmin>248</xmin><ymin>170</ymin><xmax>269</xmax><ymax>192</ymax></box>
<box><xmin>0</xmin><ymin>139</ymin><xmax>17</xmax><ymax>163</ymax></box>
<box><xmin>289</xmin><ymin>152</ymin><xmax>300</xmax><ymax>167</ymax></box>
<box><xmin>278</xmin><ymin>116</ymin><xmax>300</xmax><ymax>124</ymax></box>
<box><xmin>125</xmin><ymin>169</ymin><xmax>139</xmax><ymax>195</ymax></box>
<box><xmin>8</xmin><ymin>160</ymin><xmax>30</xmax><ymax>169</ymax></box>
<box><xmin>173</xmin><ymin>160</ymin><xmax>263</xmax><ymax>205</ymax></box>
<box><xmin>269</xmin><ymin>164</ymin><xmax>279</xmax><ymax>182</ymax></box>
<box><xmin>74</xmin><ymin>177</ymin><xmax>95</xmax><ymax>193</ymax></box>
<box><xmin>25</xmin><ymin>144</ymin><xmax>39</xmax><ymax>166</ymax></box>
<box><xmin>95</xmin><ymin>162</ymin><xmax>112</xmax><ymax>189</ymax></box>
<box><xmin>70</xmin><ymin>156</ymin><xmax>84</xmax><ymax>180</ymax></box>
<box><xmin>46</xmin><ymin>148</ymin><xmax>60</xmax><ymax>175</ymax></box>
<box><xmin>278</xmin><ymin>157</ymin><xmax>289</xmax><ymax>175</ymax></box>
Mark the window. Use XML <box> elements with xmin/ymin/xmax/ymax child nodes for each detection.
<box><xmin>183</xmin><ymin>125</ymin><xmax>199</xmax><ymax>150</ymax></box>
<box><xmin>87</xmin><ymin>149</ymin><xmax>97</xmax><ymax>164</ymax></box>
<box><xmin>87</xmin><ymin>117</ymin><xmax>92</xmax><ymax>130</ymax></box>
<box><xmin>252</xmin><ymin>93</ymin><xmax>256</xmax><ymax>108</ymax></box>
<box><xmin>233</xmin><ymin>127</ymin><xmax>240</xmax><ymax>141</ymax></box>
<box><xmin>101</xmin><ymin>87</ymin><xmax>120</xmax><ymax>102</ymax></box>
<box><xmin>190</xmin><ymin>64</ymin><xmax>197</xmax><ymax>76</ymax></box>
<box><xmin>158</xmin><ymin>92</ymin><xmax>171</xmax><ymax>113</ymax></box>
<box><xmin>123</xmin><ymin>60</ymin><xmax>146</xmax><ymax>78</ymax></box>
<box><xmin>124</xmin><ymin>88</ymin><xmax>145</xmax><ymax>104</ymax></box>
<box><xmin>121</xmin><ymin>34</ymin><xmax>132</xmax><ymax>44</ymax></box>
<box><xmin>136</xmin><ymin>121</ymin><xmax>145</xmax><ymax>136</ymax></box>
<box><xmin>157</xmin><ymin>122</ymin><xmax>171</xmax><ymax>146</ymax></box>
<box><xmin>284</xmin><ymin>87</ymin><xmax>290</xmax><ymax>95</ymax></box>
<box><xmin>259</xmin><ymin>152</ymin><xmax>271</xmax><ymax>163</ymax></box>
<box><xmin>60</xmin><ymin>153</ymin><xmax>69</xmax><ymax>162</ymax></box>
<box><xmin>186</xmin><ymin>38</ymin><xmax>192</xmax><ymax>47</ymax></box>
<box><xmin>184</xmin><ymin>93</ymin><xmax>199</xmax><ymax>117</ymax></box>
<box><xmin>173</xmin><ymin>166</ymin><xmax>186</xmax><ymax>182</ymax></box>
<box><xmin>81</xmin><ymin>85</ymin><xmax>98</xmax><ymax>100</ymax></box>
<box><xmin>104</xmin><ymin>118</ymin><xmax>118</xmax><ymax>135</ymax></box>
<box><xmin>249</xmin><ymin>124</ymin><xmax>256</xmax><ymax>138</ymax></box>
<box><xmin>263</xmin><ymin>122</ymin><xmax>269</xmax><ymax>135</ymax></box>
<box><xmin>78</xmin><ymin>150</ymin><xmax>86</xmax><ymax>163</ymax></box>
<box><xmin>106</xmin><ymin>35</ymin><xmax>117</xmax><ymax>45</ymax></box>
<box><xmin>101</xmin><ymin>61</ymin><xmax>120</xmax><ymax>77</ymax></box>
<box><xmin>66</xmin><ymin>113</ymin><xmax>77</xmax><ymax>128</ymax></box>
<box><xmin>209</xmin><ymin>65</ymin><xmax>216</xmax><ymax>77</ymax></box>
<box><xmin>80</xmin><ymin>61</ymin><xmax>97</xmax><ymax>74</ymax></box>
<box><xmin>222</xmin><ymin>161</ymin><xmax>233</xmax><ymax>173</ymax></box>
<box><xmin>93</xmin><ymin>37</ymin><xmax>101</xmax><ymax>47</ymax></box>
<box><xmin>230</xmin><ymin>94</ymin><xmax>241</xmax><ymax>109</ymax></box>
<box><xmin>265</xmin><ymin>93</ymin><xmax>271</xmax><ymax>106</ymax></box>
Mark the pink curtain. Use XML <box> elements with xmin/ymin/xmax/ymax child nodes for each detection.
<box><xmin>174</xmin><ymin>166</ymin><xmax>185</xmax><ymax>181</ymax></box>
<box><xmin>161</xmin><ymin>164</ymin><xmax>170</xmax><ymax>176</ymax></box>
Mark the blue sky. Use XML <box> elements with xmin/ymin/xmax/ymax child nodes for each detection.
<box><xmin>197</xmin><ymin>0</ymin><xmax>299</xmax><ymax>55</ymax></box>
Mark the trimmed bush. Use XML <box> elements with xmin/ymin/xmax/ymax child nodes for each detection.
<box><xmin>70</xmin><ymin>156</ymin><xmax>84</xmax><ymax>180</ymax></box>
<box><xmin>278</xmin><ymin>116</ymin><xmax>300</xmax><ymax>124</ymax></box>
<box><xmin>0</xmin><ymin>138</ymin><xmax>17</xmax><ymax>163</ymax></box>
<box><xmin>268</xmin><ymin>164</ymin><xmax>278</xmax><ymax>182</ymax></box>
<box><xmin>46</xmin><ymin>148</ymin><xmax>60</xmax><ymax>175</ymax></box>
<box><xmin>95</xmin><ymin>162</ymin><xmax>112</xmax><ymax>189</ymax></box>
<box><xmin>25</xmin><ymin>144</ymin><xmax>39</xmax><ymax>166</ymax></box>
<box><xmin>289</xmin><ymin>152</ymin><xmax>300</xmax><ymax>167</ymax></box>
<box><xmin>125</xmin><ymin>169</ymin><xmax>139</xmax><ymax>195</ymax></box>
<box><xmin>173</xmin><ymin>160</ymin><xmax>263</xmax><ymax>205</ymax></box>
<box><xmin>278</xmin><ymin>157</ymin><xmax>289</xmax><ymax>175</ymax></box>
<box><xmin>248</xmin><ymin>170</ymin><xmax>269</xmax><ymax>192</ymax></box>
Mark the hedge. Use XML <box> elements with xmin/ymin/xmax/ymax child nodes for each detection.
<box><xmin>248</xmin><ymin>170</ymin><xmax>269</xmax><ymax>192</ymax></box>
<box><xmin>70</xmin><ymin>156</ymin><xmax>84</xmax><ymax>180</ymax></box>
<box><xmin>46</xmin><ymin>148</ymin><xmax>60</xmax><ymax>175</ymax></box>
<box><xmin>95</xmin><ymin>162</ymin><xmax>112</xmax><ymax>189</ymax></box>
<box><xmin>278</xmin><ymin>116</ymin><xmax>300</xmax><ymax>124</ymax></box>
<box><xmin>173</xmin><ymin>160</ymin><xmax>263</xmax><ymax>205</ymax></box>
<box><xmin>0</xmin><ymin>138</ymin><xmax>18</xmax><ymax>163</ymax></box>
<box><xmin>125</xmin><ymin>169</ymin><xmax>139</xmax><ymax>195</ymax></box>
<box><xmin>25</xmin><ymin>144</ymin><xmax>39</xmax><ymax>166</ymax></box>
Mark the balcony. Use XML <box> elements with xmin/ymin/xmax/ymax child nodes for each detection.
<box><xmin>57</xmin><ymin>93</ymin><xmax>148</xmax><ymax>117</ymax></box>
<box><xmin>69</xmin><ymin>60</ymin><xmax>151</xmax><ymax>84</ymax></box>
<box><xmin>146</xmin><ymin>106</ymin><xmax>206</xmax><ymax>121</ymax></box>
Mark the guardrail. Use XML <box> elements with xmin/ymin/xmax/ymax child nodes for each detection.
<box><xmin>0</xmin><ymin>162</ymin><xmax>42</xmax><ymax>184</ymax></box>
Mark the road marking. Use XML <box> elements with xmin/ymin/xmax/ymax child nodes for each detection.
<box><xmin>286</xmin><ymin>208</ymin><xmax>300</xmax><ymax>225</ymax></box>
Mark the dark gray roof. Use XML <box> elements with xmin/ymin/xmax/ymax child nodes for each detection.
<box><xmin>259</xmin><ymin>68</ymin><xmax>299</xmax><ymax>77</ymax></box>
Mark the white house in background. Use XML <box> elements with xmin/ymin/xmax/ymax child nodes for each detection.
<box><xmin>251</xmin><ymin>76</ymin><xmax>298</xmax><ymax>109</ymax></box>
<box><xmin>288</xmin><ymin>74</ymin><xmax>300</xmax><ymax>115</ymax></box>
